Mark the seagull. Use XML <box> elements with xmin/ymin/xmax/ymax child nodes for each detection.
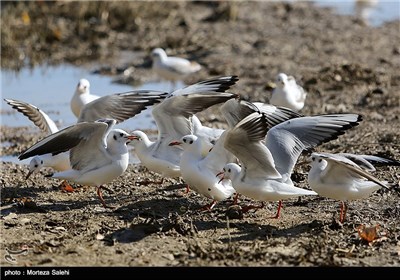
<box><xmin>18</xmin><ymin>119</ymin><xmax>136</xmax><ymax>209</ymax></box>
<box><xmin>169</xmin><ymin>133</ymin><xmax>237</xmax><ymax>210</ymax></box>
<box><xmin>5</xmin><ymin>90</ymin><xmax>168</xmax><ymax>186</ymax></box>
<box><xmin>217</xmin><ymin>111</ymin><xmax>363</xmax><ymax>218</ymax></box>
<box><xmin>270</xmin><ymin>73</ymin><xmax>307</xmax><ymax>111</ymax></box>
<box><xmin>151</xmin><ymin>48</ymin><xmax>202</xmax><ymax>91</ymax></box>
<box><xmin>70</xmin><ymin>78</ymin><xmax>100</xmax><ymax>118</ymax></box>
<box><xmin>307</xmin><ymin>152</ymin><xmax>399</xmax><ymax>223</ymax></box>
<box><xmin>129</xmin><ymin>76</ymin><xmax>238</xmax><ymax>186</ymax></box>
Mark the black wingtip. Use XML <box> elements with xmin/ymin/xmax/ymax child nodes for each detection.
<box><xmin>44</xmin><ymin>173</ymin><xmax>54</xmax><ymax>178</ymax></box>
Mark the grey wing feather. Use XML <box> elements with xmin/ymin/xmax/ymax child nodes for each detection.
<box><xmin>220</xmin><ymin>99</ymin><xmax>302</xmax><ymax>129</ymax></box>
<box><xmin>224</xmin><ymin>112</ymin><xmax>281</xmax><ymax>179</ymax></box>
<box><xmin>18</xmin><ymin>122</ymin><xmax>108</xmax><ymax>161</ymax></box>
<box><xmin>78</xmin><ymin>90</ymin><xmax>168</xmax><ymax>123</ymax></box>
<box><xmin>266</xmin><ymin>114</ymin><xmax>362</xmax><ymax>177</ymax></box>
<box><xmin>316</xmin><ymin>152</ymin><xmax>389</xmax><ymax>189</ymax></box>
<box><xmin>339</xmin><ymin>153</ymin><xmax>400</xmax><ymax>171</ymax></box>
<box><xmin>170</xmin><ymin>76</ymin><xmax>239</xmax><ymax>98</ymax></box>
<box><xmin>4</xmin><ymin>98</ymin><xmax>59</xmax><ymax>134</ymax></box>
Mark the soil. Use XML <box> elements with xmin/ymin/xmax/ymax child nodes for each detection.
<box><xmin>1</xmin><ymin>1</ymin><xmax>400</xmax><ymax>267</ymax></box>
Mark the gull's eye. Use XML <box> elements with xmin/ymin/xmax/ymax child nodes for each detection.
<box><xmin>40</xmin><ymin>160</ymin><xmax>43</xmax><ymax>164</ymax></box>
<box><xmin>183</xmin><ymin>138</ymin><xmax>186</xmax><ymax>143</ymax></box>
<box><xmin>189</xmin><ymin>140</ymin><xmax>193</xmax><ymax>144</ymax></box>
<box><xmin>208</xmin><ymin>188</ymin><xmax>211</xmax><ymax>191</ymax></box>
<box><xmin>113</xmin><ymin>135</ymin><xmax>117</xmax><ymax>141</ymax></box>
<box><xmin>311</xmin><ymin>157</ymin><xmax>315</xmax><ymax>161</ymax></box>
<box><xmin>318</xmin><ymin>159</ymin><xmax>322</xmax><ymax>163</ymax></box>
<box><xmin>228</xmin><ymin>168</ymin><xmax>231</xmax><ymax>173</ymax></box>
<box><xmin>120</xmin><ymin>133</ymin><xmax>123</xmax><ymax>137</ymax></box>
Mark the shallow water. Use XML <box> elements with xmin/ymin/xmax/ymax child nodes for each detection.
<box><xmin>313</xmin><ymin>0</ymin><xmax>400</xmax><ymax>26</ymax></box>
<box><xmin>0</xmin><ymin>63</ymin><xmax>183</xmax><ymax>164</ymax></box>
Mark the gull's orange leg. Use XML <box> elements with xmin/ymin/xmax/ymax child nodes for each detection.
<box><xmin>96</xmin><ymin>186</ymin><xmax>115</xmax><ymax>209</ymax></box>
<box><xmin>339</xmin><ymin>201</ymin><xmax>348</xmax><ymax>223</ymax></box>
<box><xmin>270</xmin><ymin>200</ymin><xmax>283</xmax><ymax>219</ymax></box>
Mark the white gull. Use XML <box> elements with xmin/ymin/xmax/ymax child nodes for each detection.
<box><xmin>307</xmin><ymin>152</ymin><xmax>399</xmax><ymax>222</ymax></box>
<box><xmin>18</xmin><ymin>119</ymin><xmax>136</xmax><ymax>209</ymax></box>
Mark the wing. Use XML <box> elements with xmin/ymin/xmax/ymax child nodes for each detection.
<box><xmin>169</xmin><ymin>76</ymin><xmax>238</xmax><ymax>98</ymax></box>
<box><xmin>266</xmin><ymin>114</ymin><xmax>362</xmax><ymax>177</ymax></box>
<box><xmin>78</xmin><ymin>90</ymin><xmax>168</xmax><ymax>123</ymax></box>
<box><xmin>339</xmin><ymin>153</ymin><xmax>400</xmax><ymax>172</ymax></box>
<box><xmin>220</xmin><ymin>99</ymin><xmax>302</xmax><ymax>129</ymax></box>
<box><xmin>224</xmin><ymin>112</ymin><xmax>281</xmax><ymax>179</ymax></box>
<box><xmin>199</xmin><ymin>131</ymin><xmax>237</xmax><ymax>174</ymax></box>
<box><xmin>18</xmin><ymin>121</ymin><xmax>110</xmax><ymax>167</ymax></box>
<box><xmin>68</xmin><ymin>119</ymin><xmax>117</xmax><ymax>171</ymax></box>
<box><xmin>4</xmin><ymin>98</ymin><xmax>59</xmax><ymax>134</ymax></box>
<box><xmin>152</xmin><ymin>76</ymin><xmax>239</xmax><ymax>144</ymax></box>
<box><xmin>316</xmin><ymin>152</ymin><xmax>389</xmax><ymax>189</ymax></box>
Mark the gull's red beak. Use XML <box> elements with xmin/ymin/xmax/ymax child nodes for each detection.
<box><xmin>127</xmin><ymin>135</ymin><xmax>139</xmax><ymax>140</ymax></box>
<box><xmin>216</xmin><ymin>171</ymin><xmax>224</xmax><ymax>184</ymax></box>
<box><xmin>169</xmin><ymin>141</ymin><xmax>181</xmax><ymax>146</ymax></box>
<box><xmin>25</xmin><ymin>169</ymin><xmax>34</xmax><ymax>180</ymax></box>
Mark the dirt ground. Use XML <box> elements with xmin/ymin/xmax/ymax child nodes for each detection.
<box><xmin>1</xmin><ymin>1</ymin><xmax>400</xmax><ymax>267</ymax></box>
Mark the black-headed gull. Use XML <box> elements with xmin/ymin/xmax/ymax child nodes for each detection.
<box><xmin>129</xmin><ymin>76</ymin><xmax>238</xmax><ymax>185</ymax></box>
<box><xmin>151</xmin><ymin>48</ymin><xmax>202</xmax><ymax>90</ymax></box>
<box><xmin>270</xmin><ymin>73</ymin><xmax>307</xmax><ymax>111</ymax></box>
<box><xmin>5</xmin><ymin>90</ymin><xmax>168</xmax><ymax>185</ymax></box>
<box><xmin>218</xmin><ymin>111</ymin><xmax>363</xmax><ymax>218</ymax></box>
<box><xmin>70</xmin><ymin>78</ymin><xmax>100</xmax><ymax>118</ymax></box>
<box><xmin>307</xmin><ymin>152</ymin><xmax>399</xmax><ymax>223</ymax></box>
<box><xmin>18</xmin><ymin>119</ymin><xmax>136</xmax><ymax>208</ymax></box>
<box><xmin>169</xmin><ymin>133</ymin><xmax>237</xmax><ymax>210</ymax></box>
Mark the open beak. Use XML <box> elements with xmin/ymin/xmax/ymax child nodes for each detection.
<box><xmin>168</xmin><ymin>141</ymin><xmax>181</xmax><ymax>146</ymax></box>
<box><xmin>25</xmin><ymin>169</ymin><xmax>34</xmax><ymax>180</ymax></box>
<box><xmin>127</xmin><ymin>135</ymin><xmax>139</xmax><ymax>140</ymax></box>
<box><xmin>126</xmin><ymin>135</ymin><xmax>139</xmax><ymax>143</ymax></box>
<box><xmin>216</xmin><ymin>171</ymin><xmax>225</xmax><ymax>184</ymax></box>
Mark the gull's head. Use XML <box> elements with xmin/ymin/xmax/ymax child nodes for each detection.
<box><xmin>275</xmin><ymin>73</ymin><xmax>288</xmax><ymax>87</ymax></box>
<box><xmin>109</xmin><ymin>129</ymin><xmax>136</xmax><ymax>145</ymax></box>
<box><xmin>26</xmin><ymin>156</ymin><xmax>44</xmax><ymax>180</ymax></box>
<box><xmin>217</xmin><ymin>163</ymin><xmax>241</xmax><ymax>183</ymax></box>
<box><xmin>169</xmin><ymin>134</ymin><xmax>199</xmax><ymax>150</ymax></box>
<box><xmin>127</xmin><ymin>130</ymin><xmax>147</xmax><ymax>146</ymax></box>
<box><xmin>151</xmin><ymin>48</ymin><xmax>167</xmax><ymax>61</ymax></box>
<box><xmin>76</xmin><ymin>78</ymin><xmax>90</xmax><ymax>95</ymax></box>
<box><xmin>308</xmin><ymin>153</ymin><xmax>328</xmax><ymax>170</ymax></box>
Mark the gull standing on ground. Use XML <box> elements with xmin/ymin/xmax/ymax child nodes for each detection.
<box><xmin>18</xmin><ymin>119</ymin><xmax>136</xmax><ymax>209</ymax></box>
<box><xmin>70</xmin><ymin>78</ymin><xmax>100</xmax><ymax>118</ymax></box>
<box><xmin>151</xmin><ymin>48</ymin><xmax>202</xmax><ymax>91</ymax></box>
<box><xmin>5</xmin><ymin>90</ymin><xmax>168</xmax><ymax>187</ymax></box>
<box><xmin>129</xmin><ymin>76</ymin><xmax>239</xmax><ymax>186</ymax></box>
<box><xmin>218</xmin><ymin>110</ymin><xmax>363</xmax><ymax>218</ymax></box>
<box><xmin>307</xmin><ymin>152</ymin><xmax>399</xmax><ymax>223</ymax></box>
<box><xmin>270</xmin><ymin>73</ymin><xmax>307</xmax><ymax>111</ymax></box>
